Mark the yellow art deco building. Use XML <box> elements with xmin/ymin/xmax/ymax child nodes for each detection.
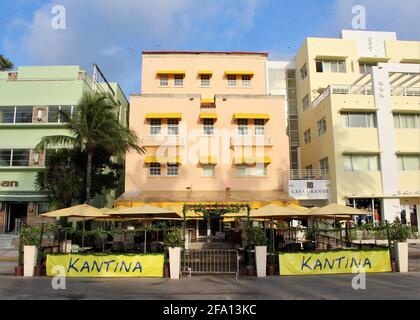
<box><xmin>289</xmin><ymin>30</ymin><xmax>420</xmax><ymax>228</ymax></box>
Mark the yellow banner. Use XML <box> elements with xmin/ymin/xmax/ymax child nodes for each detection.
<box><xmin>279</xmin><ymin>250</ymin><xmax>391</xmax><ymax>276</ymax></box>
<box><xmin>47</xmin><ymin>254</ymin><xmax>164</xmax><ymax>278</ymax></box>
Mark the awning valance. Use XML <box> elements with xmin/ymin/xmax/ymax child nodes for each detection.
<box><xmin>157</xmin><ymin>70</ymin><xmax>186</xmax><ymax>76</ymax></box>
<box><xmin>144</xmin><ymin>156</ymin><xmax>182</xmax><ymax>164</ymax></box>
<box><xmin>199</xmin><ymin>112</ymin><xmax>218</xmax><ymax>119</ymax></box>
<box><xmin>234</xmin><ymin>113</ymin><xmax>270</xmax><ymax>120</ymax></box>
<box><xmin>234</xmin><ymin>156</ymin><xmax>272</xmax><ymax>164</ymax></box>
<box><xmin>201</xmin><ymin>98</ymin><xmax>215</xmax><ymax>104</ymax></box>
<box><xmin>225</xmin><ymin>71</ymin><xmax>255</xmax><ymax>76</ymax></box>
<box><xmin>199</xmin><ymin>156</ymin><xmax>218</xmax><ymax>165</ymax></box>
<box><xmin>198</xmin><ymin>71</ymin><xmax>213</xmax><ymax>76</ymax></box>
<box><xmin>146</xmin><ymin>113</ymin><xmax>182</xmax><ymax>119</ymax></box>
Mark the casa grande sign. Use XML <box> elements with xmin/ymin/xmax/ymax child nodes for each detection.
<box><xmin>288</xmin><ymin>180</ymin><xmax>330</xmax><ymax>200</ymax></box>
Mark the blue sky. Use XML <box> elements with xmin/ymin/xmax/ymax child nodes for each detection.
<box><xmin>1</xmin><ymin>0</ymin><xmax>419</xmax><ymax>95</ymax></box>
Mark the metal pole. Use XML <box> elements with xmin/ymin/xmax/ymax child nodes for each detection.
<box><xmin>82</xmin><ymin>218</ymin><xmax>85</xmax><ymax>250</ymax></box>
<box><xmin>144</xmin><ymin>229</ymin><xmax>147</xmax><ymax>254</ymax></box>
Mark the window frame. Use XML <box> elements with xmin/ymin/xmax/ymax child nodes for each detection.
<box><xmin>149</xmin><ymin>163</ymin><xmax>161</xmax><ymax>176</ymax></box>
<box><xmin>237</xmin><ymin>119</ymin><xmax>248</xmax><ymax>136</ymax></box>
<box><xmin>201</xmin><ymin>164</ymin><xmax>216</xmax><ymax>177</ymax></box>
<box><xmin>254</xmin><ymin>119</ymin><xmax>265</xmax><ymax>136</ymax></box>
<box><xmin>200</xmin><ymin>74</ymin><xmax>211</xmax><ymax>87</ymax></box>
<box><xmin>160</xmin><ymin>75</ymin><xmax>169</xmax><ymax>87</ymax></box>
<box><xmin>304</xmin><ymin>129</ymin><xmax>311</xmax><ymax>145</ymax></box>
<box><xmin>302</xmin><ymin>95</ymin><xmax>310</xmax><ymax>111</ymax></box>
<box><xmin>242</xmin><ymin>75</ymin><xmax>252</xmax><ymax>87</ymax></box>
<box><xmin>227</xmin><ymin>75</ymin><xmax>237</xmax><ymax>87</ymax></box>
<box><xmin>398</xmin><ymin>155</ymin><xmax>420</xmax><ymax>171</ymax></box>
<box><xmin>167</xmin><ymin>119</ymin><xmax>179</xmax><ymax>136</ymax></box>
<box><xmin>317</xmin><ymin>117</ymin><xmax>327</xmax><ymax>136</ymax></box>
<box><xmin>203</xmin><ymin>118</ymin><xmax>215</xmax><ymax>136</ymax></box>
<box><xmin>300</xmin><ymin>63</ymin><xmax>308</xmax><ymax>80</ymax></box>
<box><xmin>319</xmin><ymin>157</ymin><xmax>329</xmax><ymax>175</ymax></box>
<box><xmin>150</xmin><ymin>119</ymin><xmax>162</xmax><ymax>136</ymax></box>
<box><xmin>167</xmin><ymin>164</ymin><xmax>180</xmax><ymax>177</ymax></box>
<box><xmin>341</xmin><ymin>112</ymin><xmax>377</xmax><ymax>128</ymax></box>
<box><xmin>344</xmin><ymin>154</ymin><xmax>381</xmax><ymax>171</ymax></box>
<box><xmin>174</xmin><ymin>74</ymin><xmax>184</xmax><ymax>87</ymax></box>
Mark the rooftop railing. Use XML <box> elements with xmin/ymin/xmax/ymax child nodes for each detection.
<box><xmin>290</xmin><ymin>169</ymin><xmax>330</xmax><ymax>180</ymax></box>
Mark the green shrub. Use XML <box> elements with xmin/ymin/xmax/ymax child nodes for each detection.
<box><xmin>390</xmin><ymin>217</ymin><xmax>411</xmax><ymax>242</ymax></box>
<box><xmin>164</xmin><ymin>228</ymin><xmax>184</xmax><ymax>248</ymax></box>
<box><xmin>246</xmin><ymin>223</ymin><xmax>268</xmax><ymax>247</ymax></box>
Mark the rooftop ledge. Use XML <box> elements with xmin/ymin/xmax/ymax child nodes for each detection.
<box><xmin>131</xmin><ymin>93</ymin><xmax>283</xmax><ymax>99</ymax></box>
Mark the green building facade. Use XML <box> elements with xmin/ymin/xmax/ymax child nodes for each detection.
<box><xmin>0</xmin><ymin>66</ymin><xmax>129</xmax><ymax>233</ymax></box>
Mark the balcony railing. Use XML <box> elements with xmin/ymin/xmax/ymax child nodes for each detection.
<box><xmin>287</xmin><ymin>130</ymin><xmax>299</xmax><ymax>146</ymax></box>
<box><xmin>290</xmin><ymin>169</ymin><xmax>330</xmax><ymax>180</ymax></box>
<box><xmin>141</xmin><ymin>136</ymin><xmax>186</xmax><ymax>147</ymax></box>
<box><xmin>313</xmin><ymin>85</ymin><xmax>373</xmax><ymax>108</ymax></box>
<box><xmin>390</xmin><ymin>86</ymin><xmax>420</xmax><ymax>97</ymax></box>
<box><xmin>230</xmin><ymin>136</ymin><xmax>273</xmax><ymax>147</ymax></box>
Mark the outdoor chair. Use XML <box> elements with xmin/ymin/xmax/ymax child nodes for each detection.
<box><xmin>71</xmin><ymin>244</ymin><xmax>80</xmax><ymax>253</ymax></box>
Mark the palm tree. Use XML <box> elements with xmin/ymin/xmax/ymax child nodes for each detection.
<box><xmin>0</xmin><ymin>55</ymin><xmax>14</xmax><ymax>71</ymax></box>
<box><xmin>36</xmin><ymin>92</ymin><xmax>144</xmax><ymax>204</ymax></box>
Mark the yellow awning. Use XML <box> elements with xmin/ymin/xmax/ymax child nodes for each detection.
<box><xmin>146</xmin><ymin>113</ymin><xmax>182</xmax><ymax>119</ymax></box>
<box><xmin>225</xmin><ymin>71</ymin><xmax>255</xmax><ymax>76</ymax></box>
<box><xmin>198</xmin><ymin>71</ymin><xmax>213</xmax><ymax>75</ymax></box>
<box><xmin>234</xmin><ymin>156</ymin><xmax>271</xmax><ymax>164</ymax></box>
<box><xmin>199</xmin><ymin>156</ymin><xmax>218</xmax><ymax>165</ymax></box>
<box><xmin>201</xmin><ymin>98</ymin><xmax>215</xmax><ymax>104</ymax></box>
<box><xmin>144</xmin><ymin>156</ymin><xmax>166</xmax><ymax>164</ymax></box>
<box><xmin>234</xmin><ymin>113</ymin><xmax>270</xmax><ymax>120</ymax></box>
<box><xmin>157</xmin><ymin>70</ymin><xmax>186</xmax><ymax>75</ymax></box>
<box><xmin>200</xmin><ymin>112</ymin><xmax>218</xmax><ymax>119</ymax></box>
<box><xmin>167</xmin><ymin>156</ymin><xmax>182</xmax><ymax>165</ymax></box>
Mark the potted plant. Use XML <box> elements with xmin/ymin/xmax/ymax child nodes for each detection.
<box><xmin>19</xmin><ymin>224</ymin><xmax>41</xmax><ymax>277</ymax></box>
<box><xmin>164</xmin><ymin>228</ymin><xmax>184</xmax><ymax>279</ymax></box>
<box><xmin>34</xmin><ymin>224</ymin><xmax>46</xmax><ymax>276</ymax></box>
<box><xmin>303</xmin><ymin>226</ymin><xmax>317</xmax><ymax>251</ymax></box>
<box><xmin>246</xmin><ymin>223</ymin><xmax>268</xmax><ymax>277</ymax></box>
<box><xmin>390</xmin><ymin>217</ymin><xmax>411</xmax><ymax>273</ymax></box>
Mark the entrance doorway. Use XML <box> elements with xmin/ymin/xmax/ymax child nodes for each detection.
<box><xmin>5</xmin><ymin>203</ymin><xmax>28</xmax><ymax>233</ymax></box>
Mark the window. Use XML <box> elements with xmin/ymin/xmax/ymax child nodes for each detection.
<box><xmin>302</xmin><ymin>95</ymin><xmax>310</xmax><ymax>111</ymax></box>
<box><xmin>200</xmin><ymin>75</ymin><xmax>211</xmax><ymax>87</ymax></box>
<box><xmin>0</xmin><ymin>149</ymin><xmax>12</xmax><ymax>166</ymax></box>
<box><xmin>236</xmin><ymin>165</ymin><xmax>250</xmax><ymax>177</ymax></box>
<box><xmin>316</xmin><ymin>60</ymin><xmax>346</xmax><ymax>73</ymax></box>
<box><xmin>0</xmin><ymin>149</ymin><xmax>30</xmax><ymax>167</ymax></box>
<box><xmin>150</xmin><ymin>119</ymin><xmax>161</xmax><ymax>136</ymax></box>
<box><xmin>304</xmin><ymin>129</ymin><xmax>311</xmax><ymax>145</ymax></box>
<box><xmin>202</xmin><ymin>165</ymin><xmax>216</xmax><ymax>177</ymax></box>
<box><xmin>167</xmin><ymin>164</ymin><xmax>179</xmax><ymax>176</ymax></box>
<box><xmin>300</xmin><ymin>63</ymin><xmax>308</xmax><ymax>80</ymax></box>
<box><xmin>254</xmin><ymin>164</ymin><xmax>267</xmax><ymax>177</ymax></box>
<box><xmin>398</xmin><ymin>155</ymin><xmax>420</xmax><ymax>171</ymax></box>
<box><xmin>319</xmin><ymin>157</ymin><xmax>329</xmax><ymax>175</ymax></box>
<box><xmin>237</xmin><ymin>119</ymin><xmax>248</xmax><ymax>136</ymax></box>
<box><xmin>0</xmin><ymin>107</ymin><xmax>15</xmax><ymax>123</ymax></box>
<box><xmin>344</xmin><ymin>155</ymin><xmax>380</xmax><ymax>171</ymax></box>
<box><xmin>227</xmin><ymin>75</ymin><xmax>236</xmax><ymax>87</ymax></box>
<box><xmin>14</xmin><ymin>107</ymin><xmax>33</xmax><ymax>123</ymax></box>
<box><xmin>359</xmin><ymin>62</ymin><xmax>377</xmax><ymax>74</ymax></box>
<box><xmin>254</xmin><ymin>119</ymin><xmax>265</xmax><ymax>136</ymax></box>
<box><xmin>236</xmin><ymin>165</ymin><xmax>267</xmax><ymax>177</ymax></box>
<box><xmin>242</xmin><ymin>75</ymin><xmax>252</xmax><ymax>87</ymax></box>
<box><xmin>149</xmin><ymin>163</ymin><xmax>161</xmax><ymax>176</ymax></box>
<box><xmin>394</xmin><ymin>113</ymin><xmax>419</xmax><ymax>129</ymax></box>
<box><xmin>174</xmin><ymin>74</ymin><xmax>184</xmax><ymax>87</ymax></box>
<box><xmin>48</xmin><ymin>106</ymin><xmax>74</xmax><ymax>123</ymax></box>
<box><xmin>317</xmin><ymin>117</ymin><xmax>327</xmax><ymax>136</ymax></box>
<box><xmin>203</xmin><ymin>118</ymin><xmax>215</xmax><ymax>136</ymax></box>
<box><xmin>12</xmin><ymin>149</ymin><xmax>30</xmax><ymax>167</ymax></box>
<box><xmin>167</xmin><ymin>119</ymin><xmax>179</xmax><ymax>136</ymax></box>
<box><xmin>160</xmin><ymin>75</ymin><xmax>169</xmax><ymax>87</ymax></box>
<box><xmin>342</xmin><ymin>112</ymin><xmax>377</xmax><ymax>128</ymax></box>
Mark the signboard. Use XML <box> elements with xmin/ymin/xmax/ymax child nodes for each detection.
<box><xmin>279</xmin><ymin>249</ymin><xmax>391</xmax><ymax>276</ymax></box>
<box><xmin>46</xmin><ymin>254</ymin><xmax>164</xmax><ymax>278</ymax></box>
<box><xmin>0</xmin><ymin>181</ymin><xmax>19</xmax><ymax>188</ymax></box>
<box><xmin>288</xmin><ymin>180</ymin><xmax>330</xmax><ymax>200</ymax></box>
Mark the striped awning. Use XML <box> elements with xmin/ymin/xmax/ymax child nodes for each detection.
<box><xmin>157</xmin><ymin>70</ymin><xmax>186</xmax><ymax>75</ymax></box>
<box><xmin>233</xmin><ymin>113</ymin><xmax>270</xmax><ymax>120</ymax></box>
<box><xmin>146</xmin><ymin>113</ymin><xmax>182</xmax><ymax>119</ymax></box>
<box><xmin>234</xmin><ymin>156</ymin><xmax>272</xmax><ymax>164</ymax></box>
<box><xmin>199</xmin><ymin>112</ymin><xmax>218</xmax><ymax>119</ymax></box>
<box><xmin>144</xmin><ymin>156</ymin><xmax>182</xmax><ymax>164</ymax></box>
<box><xmin>199</xmin><ymin>156</ymin><xmax>218</xmax><ymax>165</ymax></box>
<box><xmin>198</xmin><ymin>71</ymin><xmax>213</xmax><ymax>75</ymax></box>
<box><xmin>225</xmin><ymin>71</ymin><xmax>255</xmax><ymax>76</ymax></box>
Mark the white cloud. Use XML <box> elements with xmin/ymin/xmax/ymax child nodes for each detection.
<box><xmin>3</xmin><ymin>0</ymin><xmax>265</xmax><ymax>94</ymax></box>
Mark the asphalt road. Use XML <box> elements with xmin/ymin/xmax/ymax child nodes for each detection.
<box><xmin>0</xmin><ymin>272</ymin><xmax>419</xmax><ymax>300</ymax></box>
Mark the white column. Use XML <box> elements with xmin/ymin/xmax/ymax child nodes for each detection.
<box><xmin>382</xmin><ymin>198</ymin><xmax>401</xmax><ymax>222</ymax></box>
